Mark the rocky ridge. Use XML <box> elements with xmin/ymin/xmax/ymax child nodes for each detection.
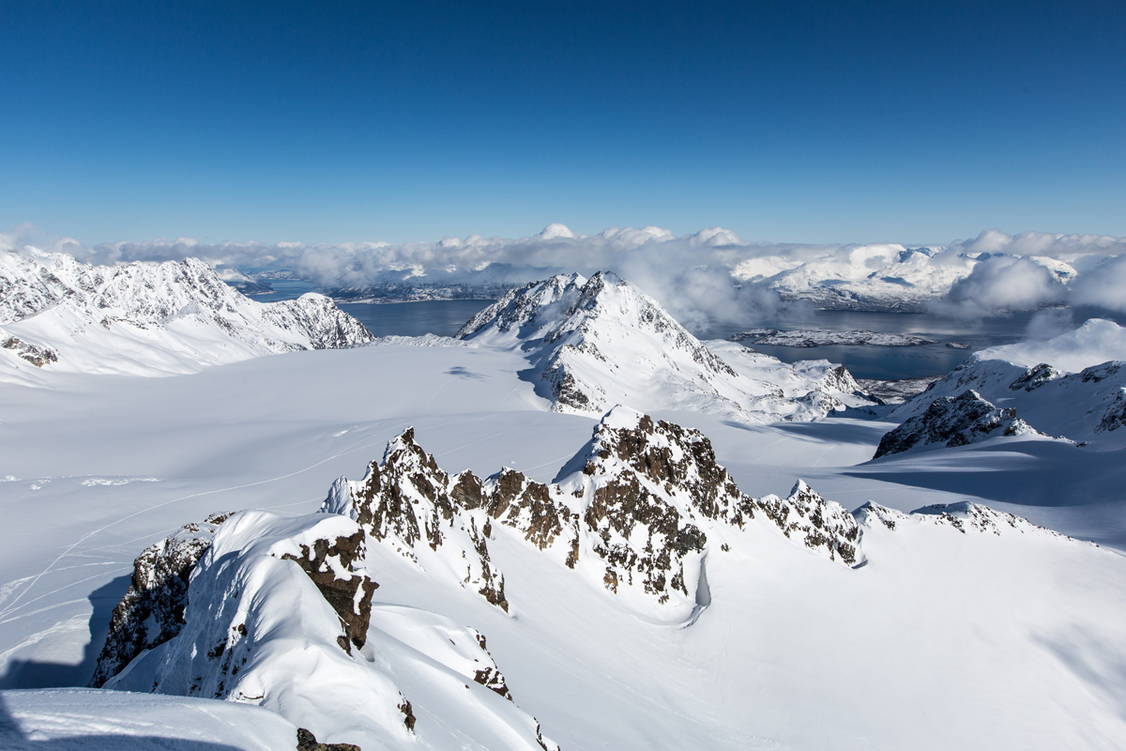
<box><xmin>891</xmin><ymin>357</ymin><xmax>1126</xmax><ymax>446</ymax></box>
<box><xmin>874</xmin><ymin>389</ymin><xmax>1043</xmax><ymax>458</ymax></box>
<box><xmin>322</xmin><ymin>407</ymin><xmax>869</xmax><ymax>623</ymax></box>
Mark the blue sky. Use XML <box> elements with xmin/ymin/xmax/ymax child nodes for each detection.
<box><xmin>2</xmin><ymin>0</ymin><xmax>1124</xmax><ymax>245</ymax></box>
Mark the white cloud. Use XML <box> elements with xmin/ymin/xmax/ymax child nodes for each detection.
<box><xmin>937</xmin><ymin>256</ymin><xmax>1067</xmax><ymax>317</ymax></box>
<box><xmin>976</xmin><ymin>318</ymin><xmax>1126</xmax><ymax>372</ymax></box>
<box><xmin>5</xmin><ymin>222</ymin><xmax>1126</xmax><ymax>326</ymax></box>
<box><xmin>1071</xmin><ymin>254</ymin><xmax>1126</xmax><ymax>312</ymax></box>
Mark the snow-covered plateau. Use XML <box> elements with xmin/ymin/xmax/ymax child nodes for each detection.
<box><xmin>1</xmin><ymin>254</ymin><xmax>1124</xmax><ymax>750</ymax></box>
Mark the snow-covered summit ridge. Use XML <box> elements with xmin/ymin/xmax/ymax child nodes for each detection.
<box><xmin>457</xmin><ymin>271</ymin><xmax>873</xmax><ymax>421</ymax></box>
<box><xmin>0</xmin><ymin>248</ymin><xmax>373</xmax><ymax>378</ymax></box>
<box><xmin>98</xmin><ymin>509</ymin><xmax>560</xmax><ymax>751</ymax></box>
<box><xmin>320</xmin><ymin>406</ymin><xmax>1078</xmax><ymax>627</ymax></box>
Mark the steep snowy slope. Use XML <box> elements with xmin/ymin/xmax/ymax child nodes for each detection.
<box><xmin>890</xmin><ymin>323</ymin><xmax>1126</xmax><ymax>446</ymax></box>
<box><xmin>88</xmin><ymin>408</ymin><xmax>1126</xmax><ymax>751</ymax></box>
<box><xmin>0</xmin><ymin>249</ymin><xmax>372</xmax><ymax>379</ymax></box>
<box><xmin>98</xmin><ymin>510</ymin><xmax>558</xmax><ymax>751</ymax></box>
<box><xmin>457</xmin><ymin>271</ymin><xmax>873</xmax><ymax>421</ymax></box>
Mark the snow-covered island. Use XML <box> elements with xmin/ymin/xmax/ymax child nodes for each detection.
<box><xmin>731</xmin><ymin>327</ymin><xmax>940</xmax><ymax>347</ymax></box>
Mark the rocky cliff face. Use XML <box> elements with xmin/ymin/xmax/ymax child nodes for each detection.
<box><xmin>875</xmin><ymin>389</ymin><xmax>1042</xmax><ymax>458</ymax></box>
<box><xmin>91</xmin><ymin>512</ymin><xmax>233</xmax><ymax>687</ymax></box>
<box><xmin>323</xmin><ymin>406</ymin><xmax>867</xmax><ymax>624</ymax></box>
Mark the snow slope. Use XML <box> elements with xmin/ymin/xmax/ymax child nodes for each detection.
<box><xmin>0</xmin><ymin>334</ymin><xmax>1123</xmax><ymax>749</ymax></box>
<box><xmin>0</xmin><ymin>249</ymin><xmax>372</xmax><ymax>380</ymax></box>
<box><xmin>0</xmin><ymin>688</ymin><xmax>298</xmax><ymax>749</ymax></box>
<box><xmin>975</xmin><ymin>317</ymin><xmax>1126</xmax><ymax>372</ymax></box>
<box><xmin>458</xmin><ymin>271</ymin><xmax>873</xmax><ymax>422</ymax></box>
<box><xmin>87</xmin><ymin>407</ymin><xmax>1126</xmax><ymax>751</ymax></box>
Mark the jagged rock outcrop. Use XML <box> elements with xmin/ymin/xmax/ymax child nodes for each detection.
<box><xmin>1008</xmin><ymin>362</ymin><xmax>1062</xmax><ymax>391</ymax></box>
<box><xmin>91</xmin><ymin>512</ymin><xmax>233</xmax><ymax>687</ymax></box>
<box><xmin>321</xmin><ymin>429</ymin><xmax>510</xmax><ymax>612</ymax></box>
<box><xmin>754</xmin><ymin>480</ymin><xmax>862</xmax><ymax>565</ymax></box>
<box><xmin>323</xmin><ymin>407</ymin><xmax>867</xmax><ymax>623</ymax></box>
<box><xmin>296</xmin><ymin>727</ymin><xmax>361</xmax><ymax>751</ymax></box>
<box><xmin>456</xmin><ymin>271</ymin><xmax>873</xmax><ymax>422</ymax></box>
<box><xmin>0</xmin><ymin>249</ymin><xmax>373</xmax><ymax>378</ymax></box>
<box><xmin>1</xmin><ymin>335</ymin><xmax>57</xmax><ymax>367</ymax></box>
<box><xmin>875</xmin><ymin>390</ymin><xmax>1041</xmax><ymax>458</ymax></box>
<box><xmin>101</xmin><ymin>511</ymin><xmax>416</xmax><ymax>749</ymax></box>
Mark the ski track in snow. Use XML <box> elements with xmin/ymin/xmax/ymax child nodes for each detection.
<box><xmin>0</xmin><ymin>423</ymin><xmax>517</xmax><ymax>622</ymax></box>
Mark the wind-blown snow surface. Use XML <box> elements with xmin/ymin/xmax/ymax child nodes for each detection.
<box><xmin>1</xmin><ymin>336</ymin><xmax>1124</xmax><ymax>749</ymax></box>
<box><xmin>0</xmin><ymin>249</ymin><xmax>373</xmax><ymax>380</ymax></box>
<box><xmin>0</xmin><ymin>688</ymin><xmax>299</xmax><ymax>749</ymax></box>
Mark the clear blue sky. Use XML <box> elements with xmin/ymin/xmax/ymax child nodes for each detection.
<box><xmin>2</xmin><ymin>0</ymin><xmax>1124</xmax><ymax>245</ymax></box>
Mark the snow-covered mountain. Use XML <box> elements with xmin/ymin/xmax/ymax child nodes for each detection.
<box><xmin>733</xmin><ymin>244</ymin><xmax>975</xmax><ymax>311</ymax></box>
<box><xmin>890</xmin><ymin>321</ymin><xmax>1126</xmax><ymax>446</ymax></box>
<box><xmin>84</xmin><ymin>407</ymin><xmax>1126</xmax><ymax>749</ymax></box>
<box><xmin>873</xmin><ymin>389</ymin><xmax>1045</xmax><ymax>458</ymax></box>
<box><xmin>319</xmin><ymin>407</ymin><xmax>862</xmax><ymax>625</ymax></box>
<box><xmin>96</xmin><ymin>509</ymin><xmax>559</xmax><ymax>751</ymax></box>
<box><xmin>457</xmin><ymin>271</ymin><xmax>873</xmax><ymax>422</ymax></box>
<box><xmin>0</xmin><ymin>249</ymin><xmax>373</xmax><ymax>378</ymax></box>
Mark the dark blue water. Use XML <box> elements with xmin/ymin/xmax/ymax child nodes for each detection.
<box><xmin>251</xmin><ymin>279</ymin><xmax>318</xmax><ymax>302</ymax></box>
<box><xmin>697</xmin><ymin>310</ymin><xmax>1041</xmax><ymax>379</ymax></box>
<box><xmin>249</xmin><ymin>281</ymin><xmax>1121</xmax><ymax>380</ymax></box>
<box><xmin>251</xmin><ymin>281</ymin><xmax>489</xmax><ymax>337</ymax></box>
<box><xmin>339</xmin><ymin>300</ymin><xmax>491</xmax><ymax>338</ymax></box>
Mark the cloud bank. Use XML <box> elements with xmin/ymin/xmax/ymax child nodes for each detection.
<box><xmin>5</xmin><ymin>225</ymin><xmax>1126</xmax><ymax>327</ymax></box>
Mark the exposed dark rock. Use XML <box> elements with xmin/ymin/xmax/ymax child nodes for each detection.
<box><xmin>1009</xmin><ymin>362</ymin><xmax>1061</xmax><ymax>391</ymax></box>
<box><xmin>1</xmin><ymin>335</ymin><xmax>58</xmax><ymax>367</ymax></box>
<box><xmin>91</xmin><ymin>512</ymin><xmax>232</xmax><ymax>687</ymax></box>
<box><xmin>281</xmin><ymin>529</ymin><xmax>378</xmax><ymax>652</ymax></box>
<box><xmin>874</xmin><ymin>390</ymin><xmax>1040</xmax><ymax>458</ymax></box>
<box><xmin>296</xmin><ymin>727</ymin><xmax>361</xmax><ymax>751</ymax></box>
